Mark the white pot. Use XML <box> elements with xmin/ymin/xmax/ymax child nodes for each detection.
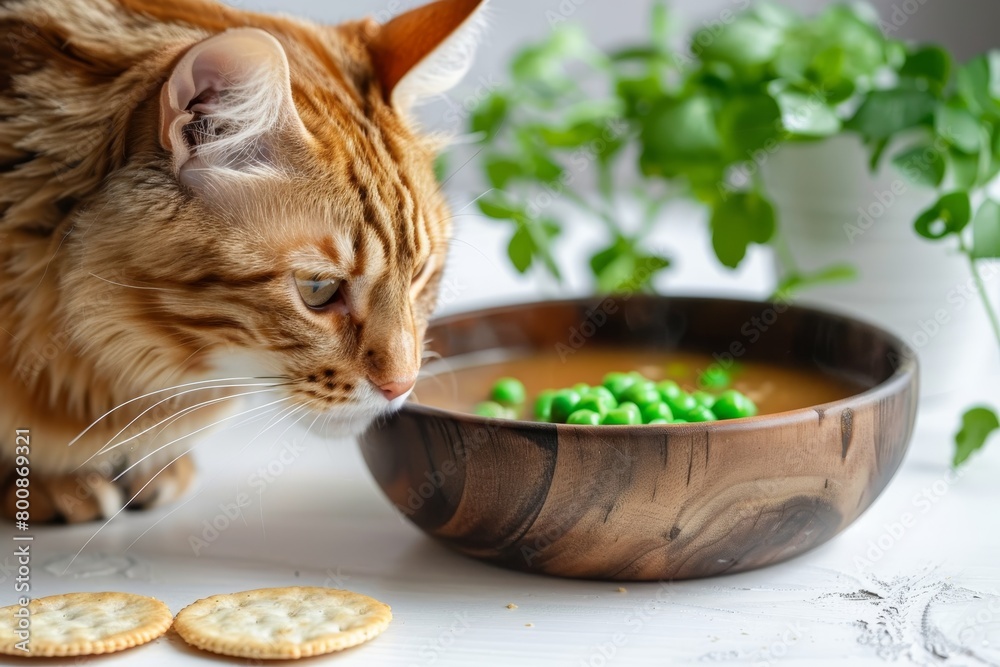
<box><xmin>762</xmin><ymin>135</ymin><xmax>1000</xmax><ymax>398</ymax></box>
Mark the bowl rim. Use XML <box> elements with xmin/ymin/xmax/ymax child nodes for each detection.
<box><xmin>401</xmin><ymin>295</ymin><xmax>919</xmax><ymax>434</ymax></box>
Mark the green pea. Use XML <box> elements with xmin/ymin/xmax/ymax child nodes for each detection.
<box><xmin>572</xmin><ymin>382</ymin><xmax>591</xmax><ymax>394</ymax></box>
<box><xmin>698</xmin><ymin>366</ymin><xmax>731</xmax><ymax>390</ymax></box>
<box><xmin>491</xmin><ymin>377</ymin><xmax>526</xmax><ymax>406</ymax></box>
<box><xmin>534</xmin><ymin>390</ymin><xmax>557</xmax><ymax>422</ymax></box>
<box><xmin>685</xmin><ymin>405</ymin><xmax>718</xmax><ymax>423</ymax></box>
<box><xmin>655</xmin><ymin>380</ymin><xmax>683</xmax><ymax>403</ymax></box>
<box><xmin>641</xmin><ymin>401</ymin><xmax>674</xmax><ymax>424</ymax></box>
<box><xmin>577</xmin><ymin>394</ymin><xmax>614</xmax><ymax>418</ymax></box>
<box><xmin>712</xmin><ymin>390</ymin><xmax>758</xmax><ymax>420</ymax></box>
<box><xmin>692</xmin><ymin>391</ymin><xmax>715</xmax><ymax>409</ymax></box>
<box><xmin>474</xmin><ymin>401</ymin><xmax>510</xmax><ymax>419</ymax></box>
<box><xmin>647</xmin><ymin>418</ymin><xmax>671</xmax><ymax>425</ymax></box>
<box><xmin>665</xmin><ymin>392</ymin><xmax>698</xmax><ymax>418</ymax></box>
<box><xmin>603</xmin><ymin>406</ymin><xmax>641</xmax><ymax>425</ymax></box>
<box><xmin>585</xmin><ymin>386</ymin><xmax>617</xmax><ymax>406</ymax></box>
<box><xmin>550</xmin><ymin>389</ymin><xmax>582</xmax><ymax>423</ymax></box>
<box><xmin>620</xmin><ymin>382</ymin><xmax>661</xmax><ymax>408</ymax></box>
<box><xmin>567</xmin><ymin>409</ymin><xmax>602</xmax><ymax>426</ymax></box>
<box><xmin>672</xmin><ymin>419</ymin><xmax>688</xmax><ymax>424</ymax></box>
<box><xmin>617</xmin><ymin>401</ymin><xmax>642</xmax><ymax>423</ymax></box>
<box><xmin>602</xmin><ymin>372</ymin><xmax>637</xmax><ymax>400</ymax></box>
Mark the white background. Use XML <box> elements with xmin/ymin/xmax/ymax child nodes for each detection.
<box><xmin>4</xmin><ymin>1</ymin><xmax>1000</xmax><ymax>666</ymax></box>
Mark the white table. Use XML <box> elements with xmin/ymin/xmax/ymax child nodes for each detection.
<box><xmin>5</xmin><ymin>217</ymin><xmax>999</xmax><ymax>666</ymax></box>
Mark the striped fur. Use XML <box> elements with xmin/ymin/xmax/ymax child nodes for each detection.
<box><xmin>0</xmin><ymin>0</ymin><xmax>485</xmax><ymax>522</ymax></box>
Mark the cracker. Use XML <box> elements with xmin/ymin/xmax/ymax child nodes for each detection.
<box><xmin>0</xmin><ymin>592</ymin><xmax>172</xmax><ymax>657</ymax></box>
<box><xmin>173</xmin><ymin>586</ymin><xmax>392</xmax><ymax>660</ymax></box>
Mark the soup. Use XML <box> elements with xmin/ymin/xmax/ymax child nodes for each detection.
<box><xmin>413</xmin><ymin>349</ymin><xmax>864</xmax><ymax>418</ymax></box>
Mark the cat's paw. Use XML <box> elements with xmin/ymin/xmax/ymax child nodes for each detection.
<box><xmin>1</xmin><ymin>455</ymin><xmax>196</xmax><ymax>523</ymax></box>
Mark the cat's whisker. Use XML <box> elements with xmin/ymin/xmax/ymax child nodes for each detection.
<box><xmin>256</xmin><ymin>401</ymin><xmax>306</xmax><ymax>436</ymax></box>
<box><xmin>87</xmin><ymin>272</ymin><xmax>180</xmax><ymax>292</ymax></box>
<box><xmin>68</xmin><ymin>376</ymin><xmax>288</xmax><ymax>447</ymax></box>
<box><xmin>256</xmin><ymin>405</ymin><xmax>316</xmax><ymax>537</ymax></box>
<box><xmin>267</xmin><ymin>405</ymin><xmax>311</xmax><ymax>450</ymax></box>
<box><xmin>84</xmin><ymin>383</ymin><xmax>286</xmax><ymax>462</ymax></box>
<box><xmin>64</xmin><ymin>398</ymin><xmax>290</xmax><ymax>572</ymax></box>
<box><xmin>111</xmin><ymin>396</ymin><xmax>294</xmax><ymax>483</ymax></box>
<box><xmin>229</xmin><ymin>401</ymin><xmax>304</xmax><ymax>456</ymax></box>
<box><xmin>446</xmin><ymin>235</ymin><xmax>501</xmax><ymax>268</ymax></box>
<box><xmin>145</xmin><ymin>386</ymin><xmax>288</xmax><ymax>448</ymax></box>
<box><xmin>81</xmin><ymin>386</ymin><xmax>285</xmax><ymax>467</ymax></box>
<box><xmin>124</xmin><ymin>402</ymin><xmax>288</xmax><ymax>552</ymax></box>
<box><xmin>435</xmin><ymin>142</ymin><xmax>489</xmax><ymax>193</ymax></box>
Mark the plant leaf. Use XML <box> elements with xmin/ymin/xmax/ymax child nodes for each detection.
<box><xmin>957</xmin><ymin>52</ymin><xmax>1000</xmax><ymax>118</ymax></box>
<box><xmin>507</xmin><ymin>226</ymin><xmax>535</xmax><ymax>273</ymax></box>
<box><xmin>891</xmin><ymin>143</ymin><xmax>946</xmax><ymax>187</ymax></box>
<box><xmin>913</xmin><ymin>191</ymin><xmax>972</xmax><ymax>240</ymax></box>
<box><xmin>529</xmin><ymin>150</ymin><xmax>564</xmax><ymax>183</ymax></box>
<box><xmin>433</xmin><ymin>154</ymin><xmax>449</xmax><ymax>184</ymax></box>
<box><xmin>954</xmin><ymin>406</ymin><xmax>1000</xmax><ymax>467</ymax></box>
<box><xmin>485</xmin><ymin>157</ymin><xmax>525</xmax><ymax>190</ymax></box>
<box><xmin>640</xmin><ymin>97</ymin><xmax>722</xmax><ymax>177</ymax></box>
<box><xmin>710</xmin><ymin>192</ymin><xmax>777</xmax><ymax>269</ymax></box>
<box><xmin>717</xmin><ymin>94</ymin><xmax>784</xmax><ymax>158</ymax></box>
<box><xmin>950</xmin><ymin>150</ymin><xmax>981</xmax><ymax>190</ymax></box>
<box><xmin>693</xmin><ymin>15</ymin><xmax>784</xmax><ymax>70</ymax></box>
<box><xmin>936</xmin><ymin>104</ymin><xmax>984</xmax><ymax>154</ymax></box>
<box><xmin>471</xmin><ymin>93</ymin><xmax>509</xmax><ymax>138</ymax></box>
<box><xmin>972</xmin><ymin>199</ymin><xmax>1000</xmax><ymax>259</ymax></box>
<box><xmin>775</xmin><ymin>91</ymin><xmax>842</xmax><ymax>138</ymax></box>
<box><xmin>847</xmin><ymin>89</ymin><xmax>937</xmax><ymax>142</ymax></box>
<box><xmin>478</xmin><ymin>196</ymin><xmax>523</xmax><ymax>221</ymax></box>
<box><xmin>773</xmin><ymin>263</ymin><xmax>857</xmax><ymax>299</ymax></box>
<box><xmin>651</xmin><ymin>1</ymin><xmax>671</xmax><ymax>46</ymax></box>
<box><xmin>900</xmin><ymin>46</ymin><xmax>952</xmax><ymax>90</ymax></box>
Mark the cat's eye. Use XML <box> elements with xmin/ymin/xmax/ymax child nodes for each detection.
<box><xmin>295</xmin><ymin>274</ymin><xmax>343</xmax><ymax>309</ymax></box>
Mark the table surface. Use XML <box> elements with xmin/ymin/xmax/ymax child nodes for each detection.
<box><xmin>4</xmin><ymin>217</ymin><xmax>1000</xmax><ymax>667</ymax></box>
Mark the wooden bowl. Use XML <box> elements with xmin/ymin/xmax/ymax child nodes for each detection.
<box><xmin>359</xmin><ymin>296</ymin><xmax>918</xmax><ymax>581</ymax></box>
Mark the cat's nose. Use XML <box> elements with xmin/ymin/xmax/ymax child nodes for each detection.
<box><xmin>378</xmin><ymin>377</ymin><xmax>416</xmax><ymax>401</ymax></box>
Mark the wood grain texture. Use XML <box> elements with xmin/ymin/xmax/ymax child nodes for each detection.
<box><xmin>359</xmin><ymin>296</ymin><xmax>919</xmax><ymax>581</ymax></box>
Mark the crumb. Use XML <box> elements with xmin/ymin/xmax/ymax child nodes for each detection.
<box><xmin>506</xmin><ymin>603</ymin><xmax>518</xmax><ymax>610</ymax></box>
<box><xmin>525</xmin><ymin>623</ymin><xmax>533</xmax><ymax>627</ymax></box>
<box><xmin>616</xmin><ymin>587</ymin><xmax>627</xmax><ymax>593</ymax></box>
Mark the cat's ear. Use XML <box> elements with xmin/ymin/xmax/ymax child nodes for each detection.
<box><xmin>159</xmin><ymin>28</ymin><xmax>303</xmax><ymax>187</ymax></box>
<box><xmin>368</xmin><ymin>0</ymin><xmax>488</xmax><ymax>113</ymax></box>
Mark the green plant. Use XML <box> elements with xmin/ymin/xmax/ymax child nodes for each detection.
<box><xmin>463</xmin><ymin>1</ymin><xmax>1000</xmax><ymax>465</ymax></box>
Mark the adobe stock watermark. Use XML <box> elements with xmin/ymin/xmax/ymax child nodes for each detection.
<box><xmin>441</xmin><ymin>75</ymin><xmax>502</xmax><ymax>127</ymax></box>
<box><xmin>545</xmin><ymin>0</ymin><xmax>591</xmax><ymax>28</ymax></box>
<box><xmin>887</xmin><ymin>260</ymin><xmax>1000</xmax><ymax>366</ymax></box>
<box><xmin>853</xmin><ymin>465</ymin><xmax>967</xmax><ymax>573</ymax></box>
<box><xmin>524</xmin><ymin>118</ymin><xmax>630</xmax><ymax>220</ymax></box>
<box><xmin>578</xmin><ymin>580</ymin><xmax>673</xmax><ymax>667</ymax></box>
<box><xmin>554</xmin><ymin>253</ymin><xmax>671</xmax><ymax>361</ymax></box>
<box><xmin>189</xmin><ymin>437</ymin><xmax>307</xmax><ymax>555</ymax></box>
<box><xmin>519</xmin><ymin>445</ymin><xmax>636</xmax><ymax>567</ymax></box>
<box><xmin>394</xmin><ymin>419</ymin><xmax>504</xmax><ymax>521</ymax></box>
<box><xmin>844</xmin><ymin>135</ymin><xmax>950</xmax><ymax>243</ymax></box>
<box><xmin>751</xmin><ymin>622</ymin><xmax>806</xmax><ymax>667</ymax></box>
<box><xmin>693</xmin><ymin>292</ymin><xmax>795</xmax><ymax>385</ymax></box>
<box><xmin>877</xmin><ymin>0</ymin><xmax>932</xmax><ymax>35</ymax></box>
<box><xmin>410</xmin><ymin>612</ymin><xmax>473</xmax><ymax>667</ymax></box>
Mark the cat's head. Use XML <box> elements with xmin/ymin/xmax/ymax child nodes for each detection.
<box><xmin>66</xmin><ymin>0</ymin><xmax>488</xmax><ymax>434</ymax></box>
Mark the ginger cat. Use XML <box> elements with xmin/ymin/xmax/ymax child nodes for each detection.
<box><xmin>0</xmin><ymin>0</ymin><xmax>487</xmax><ymax>522</ymax></box>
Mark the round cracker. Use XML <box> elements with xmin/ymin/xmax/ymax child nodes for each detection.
<box><xmin>173</xmin><ymin>586</ymin><xmax>392</xmax><ymax>660</ymax></box>
<box><xmin>0</xmin><ymin>591</ymin><xmax>172</xmax><ymax>657</ymax></box>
